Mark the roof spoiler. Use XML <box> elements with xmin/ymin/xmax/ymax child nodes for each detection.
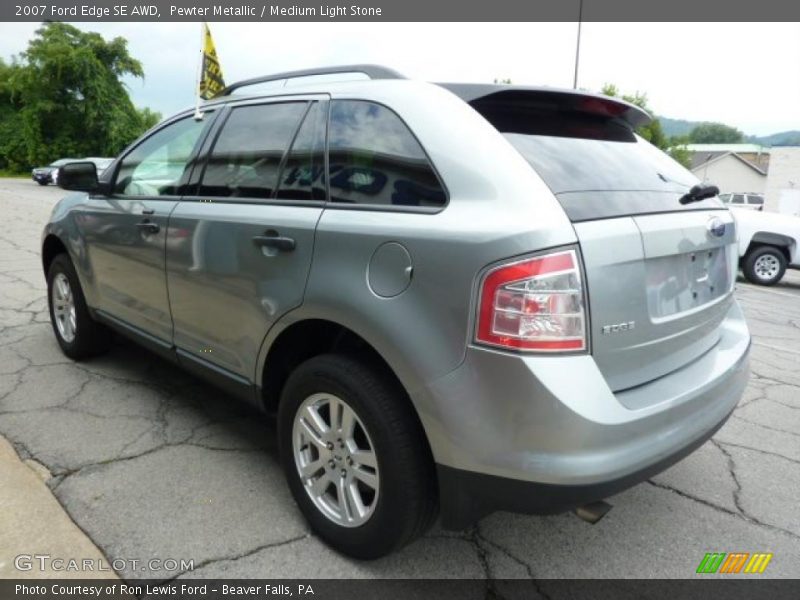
<box><xmin>439</xmin><ymin>84</ymin><xmax>652</xmax><ymax>130</ymax></box>
<box><xmin>221</xmin><ymin>64</ymin><xmax>405</xmax><ymax>96</ymax></box>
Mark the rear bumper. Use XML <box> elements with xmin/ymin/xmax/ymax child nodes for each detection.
<box><xmin>436</xmin><ymin>403</ymin><xmax>733</xmax><ymax>529</ymax></box>
<box><xmin>414</xmin><ymin>301</ymin><xmax>750</xmax><ymax>529</ymax></box>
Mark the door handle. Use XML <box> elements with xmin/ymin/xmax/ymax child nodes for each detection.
<box><xmin>136</xmin><ymin>220</ymin><xmax>160</xmax><ymax>234</ymax></box>
<box><xmin>252</xmin><ymin>231</ymin><xmax>296</xmax><ymax>252</ymax></box>
<box><xmin>141</xmin><ymin>208</ymin><xmax>155</xmax><ymax>215</ymax></box>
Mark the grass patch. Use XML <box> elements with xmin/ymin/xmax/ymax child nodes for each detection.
<box><xmin>0</xmin><ymin>170</ymin><xmax>28</xmax><ymax>178</ymax></box>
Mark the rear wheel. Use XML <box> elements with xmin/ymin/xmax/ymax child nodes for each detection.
<box><xmin>278</xmin><ymin>354</ymin><xmax>437</xmax><ymax>559</ymax></box>
<box><xmin>47</xmin><ymin>253</ymin><xmax>112</xmax><ymax>359</ymax></box>
<box><xmin>743</xmin><ymin>246</ymin><xmax>787</xmax><ymax>286</ymax></box>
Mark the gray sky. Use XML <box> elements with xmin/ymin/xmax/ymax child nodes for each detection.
<box><xmin>1</xmin><ymin>22</ymin><xmax>798</xmax><ymax>135</ymax></box>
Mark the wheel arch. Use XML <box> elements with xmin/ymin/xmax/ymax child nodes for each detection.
<box><xmin>259</xmin><ymin>318</ymin><xmax>414</xmax><ymax>414</ymax></box>
<box><xmin>746</xmin><ymin>232</ymin><xmax>794</xmax><ymax>263</ymax></box>
<box><xmin>42</xmin><ymin>234</ymin><xmax>70</xmax><ymax>275</ymax></box>
<box><xmin>258</xmin><ymin>315</ymin><xmax>439</xmax><ymax>478</ymax></box>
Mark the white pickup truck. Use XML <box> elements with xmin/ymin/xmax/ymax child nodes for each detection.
<box><xmin>733</xmin><ymin>208</ymin><xmax>800</xmax><ymax>285</ymax></box>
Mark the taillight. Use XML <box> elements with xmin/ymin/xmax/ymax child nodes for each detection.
<box><xmin>476</xmin><ymin>249</ymin><xmax>587</xmax><ymax>352</ymax></box>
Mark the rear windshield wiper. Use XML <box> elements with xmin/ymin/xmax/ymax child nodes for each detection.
<box><xmin>679</xmin><ymin>183</ymin><xmax>719</xmax><ymax>205</ymax></box>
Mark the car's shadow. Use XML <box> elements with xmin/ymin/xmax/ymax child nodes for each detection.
<box><xmin>85</xmin><ymin>332</ymin><xmax>280</xmax><ymax>460</ymax></box>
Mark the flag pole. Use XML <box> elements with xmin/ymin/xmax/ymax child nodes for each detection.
<box><xmin>194</xmin><ymin>22</ymin><xmax>204</xmax><ymax>120</ymax></box>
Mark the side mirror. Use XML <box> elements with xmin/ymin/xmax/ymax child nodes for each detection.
<box><xmin>58</xmin><ymin>162</ymin><xmax>100</xmax><ymax>192</ymax></box>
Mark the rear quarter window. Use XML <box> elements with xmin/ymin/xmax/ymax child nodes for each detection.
<box><xmin>327</xmin><ymin>100</ymin><xmax>447</xmax><ymax>209</ymax></box>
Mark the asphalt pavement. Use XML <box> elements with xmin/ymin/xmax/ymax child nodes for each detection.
<box><xmin>0</xmin><ymin>178</ymin><xmax>798</xmax><ymax>580</ymax></box>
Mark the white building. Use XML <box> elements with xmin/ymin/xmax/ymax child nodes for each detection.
<box><xmin>684</xmin><ymin>143</ymin><xmax>800</xmax><ymax>214</ymax></box>
<box><xmin>687</xmin><ymin>143</ymin><xmax>769</xmax><ymax>195</ymax></box>
<box><xmin>764</xmin><ymin>147</ymin><xmax>800</xmax><ymax>215</ymax></box>
<box><xmin>691</xmin><ymin>152</ymin><xmax>767</xmax><ymax>194</ymax></box>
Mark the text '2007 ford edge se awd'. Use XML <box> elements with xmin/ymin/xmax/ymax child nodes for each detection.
<box><xmin>42</xmin><ymin>65</ymin><xmax>750</xmax><ymax>559</ymax></box>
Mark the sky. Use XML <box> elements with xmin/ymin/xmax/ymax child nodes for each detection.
<box><xmin>0</xmin><ymin>22</ymin><xmax>798</xmax><ymax>136</ymax></box>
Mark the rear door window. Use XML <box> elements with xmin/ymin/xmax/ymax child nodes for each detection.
<box><xmin>275</xmin><ymin>102</ymin><xmax>326</xmax><ymax>201</ymax></box>
<box><xmin>327</xmin><ymin>100</ymin><xmax>446</xmax><ymax>208</ymax></box>
<box><xmin>199</xmin><ymin>102</ymin><xmax>307</xmax><ymax>199</ymax></box>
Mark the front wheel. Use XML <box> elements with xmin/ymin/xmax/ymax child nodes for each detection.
<box><xmin>278</xmin><ymin>354</ymin><xmax>437</xmax><ymax>559</ymax></box>
<box><xmin>47</xmin><ymin>253</ymin><xmax>112</xmax><ymax>359</ymax></box>
<box><xmin>742</xmin><ymin>246</ymin><xmax>787</xmax><ymax>286</ymax></box>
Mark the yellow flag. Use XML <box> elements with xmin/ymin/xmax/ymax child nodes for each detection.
<box><xmin>199</xmin><ymin>23</ymin><xmax>225</xmax><ymax>100</ymax></box>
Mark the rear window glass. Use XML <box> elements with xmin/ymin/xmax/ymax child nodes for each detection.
<box><xmin>473</xmin><ymin>100</ymin><xmax>724</xmax><ymax>221</ymax></box>
<box><xmin>505</xmin><ymin>133</ymin><xmax>695</xmax><ymax>194</ymax></box>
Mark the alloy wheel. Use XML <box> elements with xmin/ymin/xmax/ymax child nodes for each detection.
<box><xmin>52</xmin><ymin>273</ymin><xmax>77</xmax><ymax>343</ymax></box>
<box><xmin>292</xmin><ymin>392</ymin><xmax>380</xmax><ymax>528</ymax></box>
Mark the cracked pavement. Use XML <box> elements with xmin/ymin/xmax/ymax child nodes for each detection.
<box><xmin>1</xmin><ymin>178</ymin><xmax>799</xmax><ymax>580</ymax></box>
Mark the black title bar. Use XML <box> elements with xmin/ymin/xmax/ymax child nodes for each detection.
<box><xmin>4</xmin><ymin>0</ymin><xmax>800</xmax><ymax>22</ymax></box>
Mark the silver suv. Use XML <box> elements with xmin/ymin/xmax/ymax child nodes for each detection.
<box><xmin>43</xmin><ymin>65</ymin><xmax>751</xmax><ymax>559</ymax></box>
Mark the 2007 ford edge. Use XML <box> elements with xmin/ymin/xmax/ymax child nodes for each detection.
<box><xmin>42</xmin><ymin>65</ymin><xmax>751</xmax><ymax>558</ymax></box>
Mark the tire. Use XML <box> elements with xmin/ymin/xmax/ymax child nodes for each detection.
<box><xmin>278</xmin><ymin>354</ymin><xmax>437</xmax><ymax>559</ymax></box>
<box><xmin>742</xmin><ymin>246</ymin><xmax>787</xmax><ymax>286</ymax></box>
<box><xmin>47</xmin><ymin>253</ymin><xmax>112</xmax><ymax>359</ymax></box>
<box><xmin>37</xmin><ymin>180</ymin><xmax>48</xmax><ymax>186</ymax></box>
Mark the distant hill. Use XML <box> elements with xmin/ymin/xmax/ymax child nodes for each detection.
<box><xmin>749</xmin><ymin>130</ymin><xmax>800</xmax><ymax>146</ymax></box>
<box><xmin>659</xmin><ymin>117</ymin><xmax>699</xmax><ymax>138</ymax></box>
<box><xmin>659</xmin><ymin>116</ymin><xmax>800</xmax><ymax>146</ymax></box>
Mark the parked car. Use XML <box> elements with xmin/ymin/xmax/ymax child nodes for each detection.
<box><xmin>31</xmin><ymin>158</ymin><xmax>79</xmax><ymax>186</ymax></box>
<box><xmin>733</xmin><ymin>208</ymin><xmax>800</xmax><ymax>285</ymax></box>
<box><xmin>41</xmin><ymin>65</ymin><xmax>751</xmax><ymax>559</ymax></box>
<box><xmin>85</xmin><ymin>157</ymin><xmax>114</xmax><ymax>175</ymax></box>
<box><xmin>719</xmin><ymin>192</ymin><xmax>765</xmax><ymax>211</ymax></box>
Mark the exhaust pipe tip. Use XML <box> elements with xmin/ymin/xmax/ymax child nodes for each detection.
<box><xmin>574</xmin><ymin>500</ymin><xmax>612</xmax><ymax>524</ymax></box>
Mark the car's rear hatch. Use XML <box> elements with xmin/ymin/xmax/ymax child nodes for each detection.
<box><xmin>446</xmin><ymin>85</ymin><xmax>737</xmax><ymax>396</ymax></box>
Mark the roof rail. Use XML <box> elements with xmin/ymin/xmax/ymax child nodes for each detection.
<box><xmin>220</xmin><ymin>64</ymin><xmax>405</xmax><ymax>96</ymax></box>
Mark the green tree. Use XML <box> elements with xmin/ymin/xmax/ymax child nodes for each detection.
<box><xmin>137</xmin><ymin>107</ymin><xmax>162</xmax><ymax>131</ymax></box>
<box><xmin>600</xmin><ymin>83</ymin><xmax>692</xmax><ymax>168</ymax></box>
<box><xmin>0</xmin><ymin>58</ymin><xmax>27</xmax><ymax>171</ymax></box>
<box><xmin>665</xmin><ymin>135</ymin><xmax>692</xmax><ymax>169</ymax></box>
<box><xmin>0</xmin><ymin>23</ymin><xmax>159</xmax><ymax>171</ymax></box>
<box><xmin>688</xmin><ymin>122</ymin><xmax>744</xmax><ymax>144</ymax></box>
<box><xmin>600</xmin><ymin>84</ymin><xmax>667</xmax><ymax>149</ymax></box>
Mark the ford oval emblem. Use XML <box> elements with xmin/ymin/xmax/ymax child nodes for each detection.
<box><xmin>707</xmin><ymin>217</ymin><xmax>726</xmax><ymax>238</ymax></box>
